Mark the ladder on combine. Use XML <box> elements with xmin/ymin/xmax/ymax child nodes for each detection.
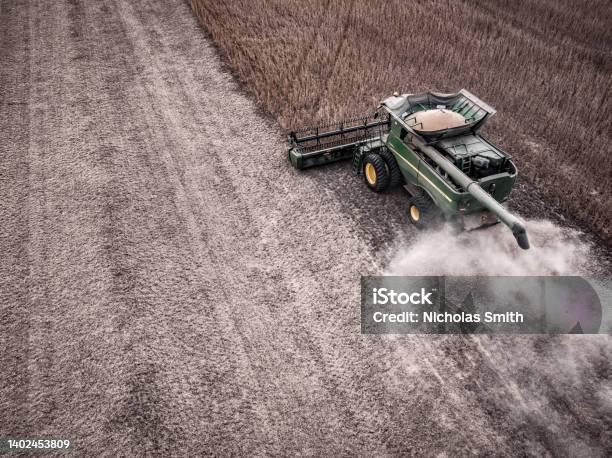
<box><xmin>459</xmin><ymin>156</ymin><xmax>471</xmax><ymax>174</ymax></box>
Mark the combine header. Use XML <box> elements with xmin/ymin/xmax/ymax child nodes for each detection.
<box><xmin>288</xmin><ymin>89</ymin><xmax>529</xmax><ymax>249</ymax></box>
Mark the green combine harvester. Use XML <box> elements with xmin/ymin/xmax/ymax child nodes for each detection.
<box><xmin>288</xmin><ymin>89</ymin><xmax>530</xmax><ymax>249</ymax></box>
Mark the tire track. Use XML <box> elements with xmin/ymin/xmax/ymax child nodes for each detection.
<box><xmin>0</xmin><ymin>0</ymin><xmax>32</xmax><ymax>437</ymax></box>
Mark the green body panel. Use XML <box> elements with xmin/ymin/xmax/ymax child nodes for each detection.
<box><xmin>386</xmin><ymin>133</ymin><xmax>461</xmax><ymax>215</ymax></box>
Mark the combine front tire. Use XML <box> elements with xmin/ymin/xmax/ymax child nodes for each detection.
<box><xmin>380</xmin><ymin>148</ymin><xmax>402</xmax><ymax>189</ymax></box>
<box><xmin>407</xmin><ymin>193</ymin><xmax>438</xmax><ymax>229</ymax></box>
<box><xmin>363</xmin><ymin>153</ymin><xmax>390</xmax><ymax>192</ymax></box>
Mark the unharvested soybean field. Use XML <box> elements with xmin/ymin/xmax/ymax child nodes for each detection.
<box><xmin>190</xmin><ymin>0</ymin><xmax>612</xmax><ymax>245</ymax></box>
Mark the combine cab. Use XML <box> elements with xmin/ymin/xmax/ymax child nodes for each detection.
<box><xmin>288</xmin><ymin>89</ymin><xmax>529</xmax><ymax>249</ymax></box>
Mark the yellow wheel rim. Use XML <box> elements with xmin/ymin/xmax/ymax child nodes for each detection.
<box><xmin>410</xmin><ymin>205</ymin><xmax>420</xmax><ymax>221</ymax></box>
<box><xmin>365</xmin><ymin>163</ymin><xmax>377</xmax><ymax>185</ymax></box>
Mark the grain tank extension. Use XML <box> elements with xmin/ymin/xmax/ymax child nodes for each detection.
<box><xmin>287</xmin><ymin>89</ymin><xmax>529</xmax><ymax>249</ymax></box>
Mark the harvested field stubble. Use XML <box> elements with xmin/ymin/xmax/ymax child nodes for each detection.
<box><xmin>190</xmin><ymin>0</ymin><xmax>612</xmax><ymax>244</ymax></box>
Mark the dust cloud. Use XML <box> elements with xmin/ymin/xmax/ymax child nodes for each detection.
<box><xmin>384</xmin><ymin>220</ymin><xmax>611</xmax><ymax>455</ymax></box>
<box><xmin>385</xmin><ymin>219</ymin><xmax>592</xmax><ymax>276</ymax></box>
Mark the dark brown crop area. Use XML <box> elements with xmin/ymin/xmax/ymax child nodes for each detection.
<box><xmin>190</xmin><ymin>0</ymin><xmax>612</xmax><ymax>244</ymax></box>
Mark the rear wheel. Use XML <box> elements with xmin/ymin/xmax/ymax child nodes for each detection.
<box><xmin>363</xmin><ymin>153</ymin><xmax>390</xmax><ymax>192</ymax></box>
<box><xmin>407</xmin><ymin>193</ymin><xmax>439</xmax><ymax>229</ymax></box>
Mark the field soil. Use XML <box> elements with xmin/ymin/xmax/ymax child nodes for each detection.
<box><xmin>1</xmin><ymin>0</ymin><xmax>611</xmax><ymax>456</ymax></box>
